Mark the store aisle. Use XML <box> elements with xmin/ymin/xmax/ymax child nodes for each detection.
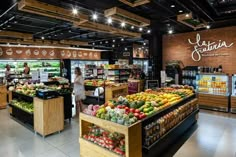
<box><xmin>0</xmin><ymin>109</ymin><xmax>236</xmax><ymax>157</ymax></box>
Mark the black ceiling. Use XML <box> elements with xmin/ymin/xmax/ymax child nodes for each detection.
<box><xmin>0</xmin><ymin>0</ymin><xmax>236</xmax><ymax>49</ymax></box>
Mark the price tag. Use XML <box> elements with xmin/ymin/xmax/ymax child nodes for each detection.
<box><xmin>31</xmin><ymin>71</ymin><xmax>39</xmax><ymax>81</ymax></box>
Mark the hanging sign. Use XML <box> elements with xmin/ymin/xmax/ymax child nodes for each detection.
<box><xmin>188</xmin><ymin>33</ymin><xmax>234</xmax><ymax>61</ymax></box>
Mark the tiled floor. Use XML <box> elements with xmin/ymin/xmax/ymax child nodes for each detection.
<box><xmin>0</xmin><ymin>109</ymin><xmax>236</xmax><ymax>157</ymax></box>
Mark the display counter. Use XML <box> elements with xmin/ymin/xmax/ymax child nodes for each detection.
<box><xmin>128</xmin><ymin>79</ymin><xmax>144</xmax><ymax>94</ymax></box>
<box><xmin>0</xmin><ymin>85</ymin><xmax>7</xmax><ymax>109</ymax></box>
<box><xmin>105</xmin><ymin>84</ymin><xmax>128</xmax><ymax>102</ymax></box>
<box><xmin>34</xmin><ymin>97</ymin><xmax>64</xmax><ymax>137</ymax></box>
<box><xmin>79</xmin><ymin>91</ymin><xmax>198</xmax><ymax>157</ymax></box>
<box><xmin>196</xmin><ymin>73</ymin><xmax>229</xmax><ymax>112</ymax></box>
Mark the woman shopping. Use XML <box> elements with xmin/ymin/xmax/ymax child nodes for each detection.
<box><xmin>73</xmin><ymin>67</ymin><xmax>86</xmax><ymax>117</ymax></box>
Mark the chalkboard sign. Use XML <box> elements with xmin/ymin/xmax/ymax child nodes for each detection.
<box><xmin>146</xmin><ymin>80</ymin><xmax>159</xmax><ymax>89</ymax></box>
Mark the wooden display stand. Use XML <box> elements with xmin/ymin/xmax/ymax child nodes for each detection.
<box><xmin>128</xmin><ymin>79</ymin><xmax>144</xmax><ymax>94</ymax></box>
<box><xmin>105</xmin><ymin>84</ymin><xmax>128</xmax><ymax>101</ymax></box>
<box><xmin>231</xmin><ymin>96</ymin><xmax>236</xmax><ymax>113</ymax></box>
<box><xmin>79</xmin><ymin>113</ymin><xmax>142</xmax><ymax>157</ymax></box>
<box><xmin>0</xmin><ymin>85</ymin><xmax>7</xmax><ymax>109</ymax></box>
<box><xmin>34</xmin><ymin>97</ymin><xmax>64</xmax><ymax>137</ymax></box>
<box><xmin>198</xmin><ymin>93</ymin><xmax>229</xmax><ymax>112</ymax></box>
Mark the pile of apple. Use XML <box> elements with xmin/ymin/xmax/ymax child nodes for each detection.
<box><xmin>83</xmin><ymin>125</ymin><xmax>125</xmax><ymax>156</ymax></box>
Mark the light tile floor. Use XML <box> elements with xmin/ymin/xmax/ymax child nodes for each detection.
<box><xmin>0</xmin><ymin>109</ymin><xmax>236</xmax><ymax>157</ymax></box>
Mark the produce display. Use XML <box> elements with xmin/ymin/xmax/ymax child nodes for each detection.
<box><xmin>143</xmin><ymin>99</ymin><xmax>198</xmax><ymax>147</ymax></box>
<box><xmin>15</xmin><ymin>83</ymin><xmax>46</xmax><ymax>96</ymax></box>
<box><xmin>84</xmin><ymin>80</ymin><xmax>105</xmax><ymax>86</ymax></box>
<box><xmin>83</xmin><ymin>86</ymin><xmax>195</xmax><ymax>126</ymax></box>
<box><xmin>83</xmin><ymin>125</ymin><xmax>126</xmax><ymax>156</ymax></box>
<box><xmin>49</xmin><ymin>76</ymin><xmax>69</xmax><ymax>84</ymax></box>
<box><xmin>11</xmin><ymin>99</ymin><xmax>34</xmax><ymax>113</ymax></box>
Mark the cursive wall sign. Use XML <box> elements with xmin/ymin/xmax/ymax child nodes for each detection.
<box><xmin>188</xmin><ymin>33</ymin><xmax>234</xmax><ymax>61</ymax></box>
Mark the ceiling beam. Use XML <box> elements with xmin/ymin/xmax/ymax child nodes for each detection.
<box><xmin>18</xmin><ymin>0</ymin><xmax>89</xmax><ymax>25</ymax></box>
<box><xmin>0</xmin><ymin>31</ymin><xmax>33</xmax><ymax>39</ymax></box>
<box><xmin>104</xmin><ymin>7</ymin><xmax>150</xmax><ymax>27</ymax></box>
<box><xmin>74</xmin><ymin>21</ymin><xmax>141</xmax><ymax>38</ymax></box>
<box><xmin>119</xmin><ymin>0</ymin><xmax>150</xmax><ymax>7</ymax></box>
<box><xmin>60</xmin><ymin>40</ymin><xmax>88</xmax><ymax>46</ymax></box>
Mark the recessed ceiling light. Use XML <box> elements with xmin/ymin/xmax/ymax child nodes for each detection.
<box><xmin>113</xmin><ymin>39</ymin><xmax>115</xmax><ymax>42</ymax></box>
<box><xmin>121</xmin><ymin>38</ymin><xmax>124</xmax><ymax>41</ymax></box>
<box><xmin>179</xmin><ymin>10</ymin><xmax>183</xmax><ymax>13</ymax></box>
<box><xmin>112</xmin><ymin>44</ymin><xmax>115</xmax><ymax>47</ymax></box>
<box><xmin>41</xmin><ymin>36</ymin><xmax>45</xmax><ymax>40</ymax></box>
<box><xmin>121</xmin><ymin>22</ymin><xmax>126</xmax><ymax>27</ymax></box>
<box><xmin>125</xmin><ymin>48</ymin><xmax>128</xmax><ymax>51</ymax></box>
<box><xmin>168</xmin><ymin>30</ymin><xmax>173</xmax><ymax>34</ymax></box>
<box><xmin>206</xmin><ymin>25</ymin><xmax>211</xmax><ymax>29</ymax></box>
<box><xmin>72</xmin><ymin>8</ymin><xmax>78</xmax><ymax>15</ymax></box>
<box><xmin>139</xmin><ymin>27</ymin><xmax>143</xmax><ymax>32</ymax></box>
<box><xmin>185</xmin><ymin>14</ymin><xmax>190</xmax><ymax>17</ymax></box>
<box><xmin>92</xmin><ymin>13</ymin><xmax>98</xmax><ymax>20</ymax></box>
<box><xmin>107</xmin><ymin>17</ymin><xmax>112</xmax><ymax>24</ymax></box>
<box><xmin>131</xmin><ymin>26</ymin><xmax>134</xmax><ymax>29</ymax></box>
<box><xmin>171</xmin><ymin>5</ymin><xmax>175</xmax><ymax>8</ymax></box>
<box><xmin>92</xmin><ymin>42</ymin><xmax>95</xmax><ymax>45</ymax></box>
<box><xmin>147</xmin><ymin>29</ymin><xmax>151</xmax><ymax>33</ymax></box>
<box><xmin>143</xmin><ymin>42</ymin><xmax>146</xmax><ymax>46</ymax></box>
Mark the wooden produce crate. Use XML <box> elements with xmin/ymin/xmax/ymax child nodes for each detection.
<box><xmin>0</xmin><ymin>85</ymin><xmax>7</xmax><ymax>109</ymax></box>
<box><xmin>34</xmin><ymin>97</ymin><xmax>64</xmax><ymax>137</ymax></box>
<box><xmin>105</xmin><ymin>85</ymin><xmax>128</xmax><ymax>102</ymax></box>
<box><xmin>79</xmin><ymin>113</ymin><xmax>142</xmax><ymax>157</ymax></box>
<box><xmin>231</xmin><ymin>96</ymin><xmax>236</xmax><ymax>113</ymax></box>
<box><xmin>198</xmin><ymin>93</ymin><xmax>229</xmax><ymax>112</ymax></box>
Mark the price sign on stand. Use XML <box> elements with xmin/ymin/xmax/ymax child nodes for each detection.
<box><xmin>40</xmin><ymin>71</ymin><xmax>48</xmax><ymax>83</ymax></box>
<box><xmin>31</xmin><ymin>71</ymin><xmax>39</xmax><ymax>81</ymax></box>
<box><xmin>147</xmin><ymin>80</ymin><xmax>159</xmax><ymax>89</ymax></box>
<box><xmin>128</xmin><ymin>81</ymin><xmax>139</xmax><ymax>94</ymax></box>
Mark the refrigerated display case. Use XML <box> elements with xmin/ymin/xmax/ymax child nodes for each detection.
<box><xmin>182</xmin><ymin>66</ymin><xmax>198</xmax><ymax>88</ymax></box>
<box><xmin>0</xmin><ymin>60</ymin><xmax>60</xmax><ymax>77</ymax></box>
<box><xmin>231</xmin><ymin>75</ymin><xmax>236</xmax><ymax>113</ymax></box>
<box><xmin>196</xmin><ymin>73</ymin><xmax>229</xmax><ymax>112</ymax></box>
<box><xmin>71</xmin><ymin>60</ymin><xmax>108</xmax><ymax>83</ymax></box>
<box><xmin>133</xmin><ymin>59</ymin><xmax>148</xmax><ymax>77</ymax></box>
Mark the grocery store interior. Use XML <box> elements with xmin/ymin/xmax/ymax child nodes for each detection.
<box><xmin>0</xmin><ymin>0</ymin><xmax>236</xmax><ymax>157</ymax></box>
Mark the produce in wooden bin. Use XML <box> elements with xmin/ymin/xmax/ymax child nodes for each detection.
<box><xmin>83</xmin><ymin>125</ymin><xmax>126</xmax><ymax>156</ymax></box>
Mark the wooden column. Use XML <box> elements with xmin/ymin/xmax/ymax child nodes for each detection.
<box><xmin>34</xmin><ymin>97</ymin><xmax>64</xmax><ymax>137</ymax></box>
<box><xmin>0</xmin><ymin>85</ymin><xmax>7</xmax><ymax>109</ymax></box>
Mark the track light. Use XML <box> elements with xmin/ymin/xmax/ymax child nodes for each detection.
<box><xmin>168</xmin><ymin>30</ymin><xmax>173</xmax><ymax>34</ymax></box>
<box><xmin>107</xmin><ymin>17</ymin><xmax>112</xmax><ymax>24</ymax></box>
<box><xmin>72</xmin><ymin>8</ymin><xmax>78</xmax><ymax>15</ymax></box>
<box><xmin>92</xmin><ymin>13</ymin><xmax>98</xmax><ymax>20</ymax></box>
<box><xmin>121</xmin><ymin>22</ymin><xmax>126</xmax><ymax>27</ymax></box>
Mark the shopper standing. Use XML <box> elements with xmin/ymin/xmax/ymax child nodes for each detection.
<box><xmin>5</xmin><ymin>64</ymin><xmax>11</xmax><ymax>79</ymax></box>
<box><xmin>73</xmin><ymin>67</ymin><xmax>85</xmax><ymax>117</ymax></box>
<box><xmin>23</xmin><ymin>62</ymin><xmax>30</xmax><ymax>74</ymax></box>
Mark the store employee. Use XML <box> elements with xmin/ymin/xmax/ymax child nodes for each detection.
<box><xmin>23</xmin><ymin>62</ymin><xmax>30</xmax><ymax>74</ymax></box>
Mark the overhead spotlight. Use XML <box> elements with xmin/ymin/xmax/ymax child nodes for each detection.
<box><xmin>113</xmin><ymin>39</ymin><xmax>115</xmax><ymax>43</ymax></box>
<box><xmin>105</xmin><ymin>41</ymin><xmax>108</xmax><ymax>44</ymax></box>
<box><xmin>131</xmin><ymin>26</ymin><xmax>134</xmax><ymax>29</ymax></box>
<box><xmin>107</xmin><ymin>17</ymin><xmax>112</xmax><ymax>24</ymax></box>
<box><xmin>121</xmin><ymin>22</ymin><xmax>126</xmax><ymax>27</ymax></box>
<box><xmin>14</xmin><ymin>21</ymin><xmax>18</xmax><ymax>24</ymax></box>
<box><xmin>121</xmin><ymin>38</ymin><xmax>124</xmax><ymax>41</ymax></box>
<box><xmin>185</xmin><ymin>14</ymin><xmax>190</xmax><ymax>17</ymax></box>
<box><xmin>168</xmin><ymin>29</ymin><xmax>173</xmax><ymax>34</ymax></box>
<box><xmin>7</xmin><ymin>25</ymin><xmax>11</xmax><ymax>28</ymax></box>
<box><xmin>68</xmin><ymin>30</ymin><xmax>72</xmax><ymax>33</ymax></box>
<box><xmin>147</xmin><ymin>29</ymin><xmax>151</xmax><ymax>33</ymax></box>
<box><xmin>170</xmin><ymin>5</ymin><xmax>175</xmax><ymax>8</ymax></box>
<box><xmin>206</xmin><ymin>25</ymin><xmax>211</xmax><ymax>29</ymax></box>
<box><xmin>41</xmin><ymin>36</ymin><xmax>45</xmax><ymax>40</ymax></box>
<box><xmin>139</xmin><ymin>27</ymin><xmax>143</xmax><ymax>32</ymax></box>
<box><xmin>72</xmin><ymin>8</ymin><xmax>78</xmax><ymax>15</ymax></box>
<box><xmin>112</xmin><ymin>44</ymin><xmax>115</xmax><ymax>48</ymax></box>
<box><xmin>125</xmin><ymin>48</ymin><xmax>128</xmax><ymax>51</ymax></box>
<box><xmin>179</xmin><ymin>10</ymin><xmax>183</xmax><ymax>13</ymax></box>
<box><xmin>100</xmin><ymin>41</ymin><xmax>102</xmax><ymax>44</ymax></box>
<box><xmin>54</xmin><ymin>34</ymin><xmax>57</xmax><ymax>37</ymax></box>
<box><xmin>92</xmin><ymin>42</ymin><xmax>95</xmax><ymax>45</ymax></box>
<box><xmin>92</xmin><ymin>13</ymin><xmax>98</xmax><ymax>20</ymax></box>
<box><xmin>143</xmin><ymin>42</ymin><xmax>146</xmax><ymax>46</ymax></box>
